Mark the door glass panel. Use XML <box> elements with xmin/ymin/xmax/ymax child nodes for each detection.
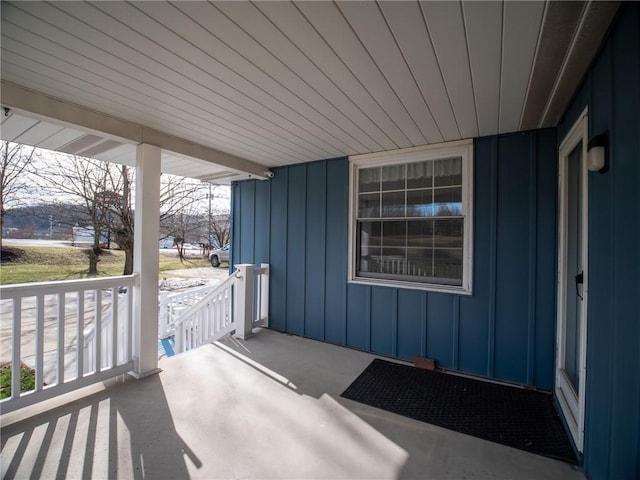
<box><xmin>564</xmin><ymin>143</ymin><xmax>583</xmax><ymax>393</ymax></box>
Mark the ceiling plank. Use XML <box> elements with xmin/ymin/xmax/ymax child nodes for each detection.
<box><xmin>380</xmin><ymin>1</ymin><xmax>460</xmax><ymax>142</ymax></box>
<box><xmin>420</xmin><ymin>1</ymin><xmax>479</xmax><ymax>139</ymax></box>
<box><xmin>462</xmin><ymin>1</ymin><xmax>503</xmax><ymax>137</ymax></box>
<box><xmin>0</xmin><ymin>114</ymin><xmax>38</xmax><ymax>141</ymax></box>
<box><xmin>499</xmin><ymin>1</ymin><xmax>545</xmax><ymax>134</ymax></box>
<box><xmin>215</xmin><ymin>1</ymin><xmax>393</xmax><ymax>152</ymax></box>
<box><xmin>93</xmin><ymin>143</ymin><xmax>136</xmax><ymax>166</ymax></box>
<box><xmin>255</xmin><ymin>1</ymin><xmax>409</xmax><ymax>150</ymax></box>
<box><xmin>338</xmin><ymin>1</ymin><xmax>442</xmax><ymax>144</ymax></box>
<box><xmin>95</xmin><ymin>1</ymin><xmax>340</xmax><ymax>160</ymax></box>
<box><xmin>296</xmin><ymin>1</ymin><xmax>426</xmax><ymax>146</ymax></box>
<box><xmin>13</xmin><ymin>121</ymin><xmax>64</xmax><ymax>146</ymax></box>
<box><xmin>38</xmin><ymin>127</ymin><xmax>87</xmax><ymax>151</ymax></box>
<box><xmin>43</xmin><ymin>1</ymin><xmax>332</xmax><ymax>161</ymax></box>
<box><xmin>173</xmin><ymin>1</ymin><xmax>368</xmax><ymax>154</ymax></box>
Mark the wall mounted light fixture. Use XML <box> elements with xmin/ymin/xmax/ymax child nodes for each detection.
<box><xmin>587</xmin><ymin>133</ymin><xmax>609</xmax><ymax>173</ymax></box>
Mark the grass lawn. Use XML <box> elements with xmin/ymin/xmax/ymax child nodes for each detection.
<box><xmin>0</xmin><ymin>362</ymin><xmax>36</xmax><ymax>399</ymax></box>
<box><xmin>0</xmin><ymin>245</ymin><xmax>210</xmax><ymax>285</ymax></box>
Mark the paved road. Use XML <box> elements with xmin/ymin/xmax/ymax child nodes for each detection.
<box><xmin>5</xmin><ymin>239</ymin><xmax>195</xmax><ymax>254</ymax></box>
<box><xmin>3</xmin><ymin>238</ymin><xmax>70</xmax><ymax>248</ymax></box>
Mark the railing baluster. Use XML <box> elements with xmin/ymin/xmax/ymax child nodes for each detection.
<box><xmin>35</xmin><ymin>294</ymin><xmax>44</xmax><ymax>392</ymax></box>
<box><xmin>254</xmin><ymin>276</ymin><xmax>261</xmax><ymax>323</ymax></box>
<box><xmin>95</xmin><ymin>289</ymin><xmax>102</xmax><ymax>372</ymax></box>
<box><xmin>77</xmin><ymin>290</ymin><xmax>84</xmax><ymax>378</ymax></box>
<box><xmin>57</xmin><ymin>292</ymin><xmax>65</xmax><ymax>385</ymax></box>
<box><xmin>216</xmin><ymin>295</ymin><xmax>222</xmax><ymax>332</ymax></box>
<box><xmin>159</xmin><ymin>292</ymin><xmax>168</xmax><ymax>339</ymax></box>
<box><xmin>205</xmin><ymin>302</ymin><xmax>211</xmax><ymax>339</ymax></box>
<box><xmin>11</xmin><ymin>299</ymin><xmax>21</xmax><ymax>399</ymax></box>
<box><xmin>175</xmin><ymin>322</ymin><xmax>183</xmax><ymax>353</ymax></box>
<box><xmin>261</xmin><ymin>264</ymin><xmax>269</xmax><ymax>326</ymax></box>
<box><xmin>186</xmin><ymin>317</ymin><xmax>191</xmax><ymax>351</ymax></box>
<box><xmin>112</xmin><ymin>287</ymin><xmax>118</xmax><ymax>368</ymax></box>
<box><xmin>126</xmin><ymin>287</ymin><xmax>132</xmax><ymax>363</ymax></box>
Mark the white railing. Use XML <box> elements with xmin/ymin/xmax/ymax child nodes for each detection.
<box><xmin>0</xmin><ymin>275</ymin><xmax>137</xmax><ymax>414</ymax></box>
<box><xmin>174</xmin><ymin>264</ymin><xmax>269</xmax><ymax>354</ymax></box>
<box><xmin>174</xmin><ymin>271</ymin><xmax>237</xmax><ymax>353</ymax></box>
<box><xmin>159</xmin><ymin>285</ymin><xmax>214</xmax><ymax>339</ymax></box>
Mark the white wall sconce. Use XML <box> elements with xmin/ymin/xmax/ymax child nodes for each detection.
<box><xmin>587</xmin><ymin>133</ymin><xmax>609</xmax><ymax>173</ymax></box>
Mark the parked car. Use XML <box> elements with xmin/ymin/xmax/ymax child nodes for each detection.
<box><xmin>209</xmin><ymin>244</ymin><xmax>230</xmax><ymax>267</ymax></box>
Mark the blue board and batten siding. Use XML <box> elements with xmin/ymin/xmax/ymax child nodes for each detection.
<box><xmin>558</xmin><ymin>4</ymin><xmax>640</xmax><ymax>479</ymax></box>
<box><xmin>232</xmin><ymin>128</ymin><xmax>558</xmax><ymax>390</ymax></box>
<box><xmin>231</xmin><ymin>5</ymin><xmax>639</xmax><ymax>479</ymax></box>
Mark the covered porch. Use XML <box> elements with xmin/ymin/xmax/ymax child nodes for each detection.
<box><xmin>1</xmin><ymin>2</ymin><xmax>639</xmax><ymax>479</ymax></box>
<box><xmin>1</xmin><ymin>329</ymin><xmax>582</xmax><ymax>480</ymax></box>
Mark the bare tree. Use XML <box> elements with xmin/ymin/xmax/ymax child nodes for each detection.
<box><xmin>159</xmin><ymin>175</ymin><xmax>224</xmax><ymax>262</ymax></box>
<box><xmin>102</xmin><ymin>165</ymin><xmax>134</xmax><ymax>275</ymax></box>
<box><xmin>209</xmin><ymin>212</ymin><xmax>230</xmax><ymax>248</ymax></box>
<box><xmin>35</xmin><ymin>154</ymin><xmax>111</xmax><ymax>275</ymax></box>
<box><xmin>0</xmin><ymin>141</ymin><xmax>36</xmax><ymax>248</ymax></box>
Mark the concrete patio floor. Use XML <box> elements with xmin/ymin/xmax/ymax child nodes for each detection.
<box><xmin>1</xmin><ymin>329</ymin><xmax>585</xmax><ymax>479</ymax></box>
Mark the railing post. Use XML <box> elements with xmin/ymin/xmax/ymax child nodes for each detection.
<box><xmin>159</xmin><ymin>291</ymin><xmax>169</xmax><ymax>339</ymax></box>
<box><xmin>234</xmin><ymin>264</ymin><xmax>255</xmax><ymax>340</ymax></box>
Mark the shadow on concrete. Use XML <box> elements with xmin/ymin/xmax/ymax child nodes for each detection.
<box><xmin>1</xmin><ymin>375</ymin><xmax>199</xmax><ymax>479</ymax></box>
<box><xmin>215</xmin><ymin>330</ymin><xmax>585</xmax><ymax>480</ymax></box>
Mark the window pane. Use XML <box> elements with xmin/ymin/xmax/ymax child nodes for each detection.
<box><xmin>407</xmin><ymin>189</ymin><xmax>434</xmax><ymax>217</ymax></box>
<box><xmin>382</xmin><ymin>221</ymin><xmax>406</xmax><ymax>247</ymax></box>
<box><xmin>359</xmin><ymin>193</ymin><xmax>380</xmax><ymax>218</ymax></box>
<box><xmin>380</xmin><ymin>247</ymin><xmax>406</xmax><ymax>275</ymax></box>
<box><xmin>407</xmin><ymin>220</ymin><xmax>434</xmax><ymax>248</ymax></box>
<box><xmin>433</xmin><ymin>187</ymin><xmax>462</xmax><ymax>215</ymax></box>
<box><xmin>407</xmin><ymin>161</ymin><xmax>432</xmax><ymax>189</ymax></box>
<box><xmin>434</xmin><ymin>157</ymin><xmax>462</xmax><ymax>187</ymax></box>
<box><xmin>433</xmin><ymin>249</ymin><xmax>463</xmax><ymax>283</ymax></box>
<box><xmin>406</xmin><ymin>248</ymin><xmax>434</xmax><ymax>278</ymax></box>
<box><xmin>359</xmin><ymin>246</ymin><xmax>381</xmax><ymax>274</ymax></box>
<box><xmin>434</xmin><ymin>219</ymin><xmax>463</xmax><ymax>248</ymax></box>
<box><xmin>381</xmin><ymin>164</ymin><xmax>405</xmax><ymax>191</ymax></box>
<box><xmin>359</xmin><ymin>221</ymin><xmax>382</xmax><ymax>247</ymax></box>
<box><xmin>359</xmin><ymin>167</ymin><xmax>380</xmax><ymax>193</ymax></box>
<box><xmin>382</xmin><ymin>191</ymin><xmax>405</xmax><ymax>217</ymax></box>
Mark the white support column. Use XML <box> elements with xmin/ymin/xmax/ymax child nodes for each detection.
<box><xmin>131</xmin><ymin>144</ymin><xmax>162</xmax><ymax>378</ymax></box>
<box><xmin>234</xmin><ymin>264</ymin><xmax>255</xmax><ymax>340</ymax></box>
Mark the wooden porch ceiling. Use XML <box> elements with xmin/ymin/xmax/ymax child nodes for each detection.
<box><xmin>0</xmin><ymin>1</ymin><xmax>619</xmax><ymax>183</ymax></box>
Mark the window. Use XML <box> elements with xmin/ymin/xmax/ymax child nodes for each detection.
<box><xmin>349</xmin><ymin>141</ymin><xmax>473</xmax><ymax>294</ymax></box>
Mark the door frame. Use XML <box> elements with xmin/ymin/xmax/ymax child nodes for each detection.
<box><xmin>556</xmin><ymin>108</ymin><xmax>589</xmax><ymax>452</ymax></box>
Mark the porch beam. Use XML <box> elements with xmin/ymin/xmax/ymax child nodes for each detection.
<box><xmin>131</xmin><ymin>143</ymin><xmax>162</xmax><ymax>378</ymax></box>
<box><xmin>0</xmin><ymin>81</ymin><xmax>272</xmax><ymax>179</ymax></box>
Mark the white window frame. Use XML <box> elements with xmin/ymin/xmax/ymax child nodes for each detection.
<box><xmin>348</xmin><ymin>140</ymin><xmax>474</xmax><ymax>295</ymax></box>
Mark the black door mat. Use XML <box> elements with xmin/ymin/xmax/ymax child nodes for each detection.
<box><xmin>341</xmin><ymin>359</ymin><xmax>576</xmax><ymax>464</ymax></box>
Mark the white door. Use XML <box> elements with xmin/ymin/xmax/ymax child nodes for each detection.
<box><xmin>556</xmin><ymin>111</ymin><xmax>589</xmax><ymax>452</ymax></box>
